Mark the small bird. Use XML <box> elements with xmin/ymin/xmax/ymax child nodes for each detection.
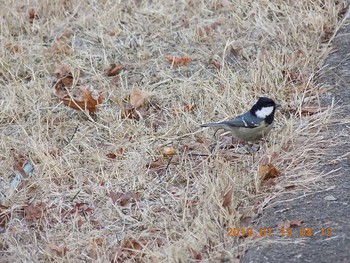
<box><xmin>201</xmin><ymin>97</ymin><xmax>278</xmax><ymax>142</ymax></box>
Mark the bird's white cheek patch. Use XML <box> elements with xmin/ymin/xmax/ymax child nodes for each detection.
<box><xmin>255</xmin><ymin>106</ymin><xmax>274</xmax><ymax>119</ymax></box>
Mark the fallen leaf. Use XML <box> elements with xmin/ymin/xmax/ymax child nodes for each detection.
<box><xmin>225</xmin><ymin>46</ymin><xmax>241</xmax><ymax>65</ymax></box>
<box><xmin>28</xmin><ymin>8</ymin><xmax>39</xmax><ymax>23</ymax></box>
<box><xmin>5</xmin><ymin>43</ymin><xmax>24</xmax><ymax>53</ymax></box>
<box><xmin>54</xmin><ymin>63</ymin><xmax>79</xmax><ymax>87</ymax></box>
<box><xmin>121</xmin><ymin>103</ymin><xmax>136</xmax><ymax>119</ymax></box>
<box><xmin>55</xmin><ymin>86</ymin><xmax>103</xmax><ymax>113</ymax></box>
<box><xmin>183</xmin><ymin>104</ymin><xmax>195</xmax><ymax>112</ymax></box>
<box><xmin>222</xmin><ymin>185</ymin><xmax>233</xmax><ymax>208</ymax></box>
<box><xmin>106</xmin><ymin>64</ymin><xmax>124</xmax><ymax>76</ymax></box>
<box><xmin>47</xmin><ymin>40</ymin><xmax>73</xmax><ymax>55</ymax></box>
<box><xmin>23</xmin><ymin>202</ymin><xmax>46</xmax><ymax>221</ymax></box>
<box><xmin>210</xmin><ymin>59</ymin><xmax>222</xmax><ymax>70</ymax></box>
<box><xmin>109</xmin><ymin>191</ymin><xmax>142</xmax><ymax>206</ymax></box>
<box><xmin>112</xmin><ymin>237</ymin><xmax>144</xmax><ymax>262</ymax></box>
<box><xmin>281</xmin><ymin>105</ymin><xmax>326</xmax><ymax>116</ymax></box>
<box><xmin>0</xmin><ymin>205</ymin><xmax>10</xmax><ymax>228</ymax></box>
<box><xmin>277</xmin><ymin>219</ymin><xmax>303</xmax><ymax>229</ymax></box>
<box><xmin>145</xmin><ymin>159</ymin><xmax>166</xmax><ymax>171</ymax></box>
<box><xmin>258</xmin><ymin>164</ymin><xmax>279</xmax><ymax>181</ymax></box>
<box><xmin>47</xmin><ymin>242</ymin><xmax>68</xmax><ymax>256</ymax></box>
<box><xmin>300</xmin><ymin>106</ymin><xmax>323</xmax><ymax>116</ymax></box>
<box><xmin>129</xmin><ymin>87</ymin><xmax>152</xmax><ymax>109</ymax></box>
<box><xmin>166</xmin><ymin>55</ymin><xmax>192</xmax><ymax>67</ymax></box>
<box><xmin>13</xmin><ymin>154</ymin><xmax>30</xmax><ymax>178</ymax></box>
<box><xmin>87</xmin><ymin>237</ymin><xmax>105</xmax><ymax>259</ymax></box>
<box><xmin>163</xmin><ymin>147</ymin><xmax>176</xmax><ymax>158</ymax></box>
<box><xmin>106</xmin><ymin>153</ymin><xmax>117</xmax><ymax>160</ymax></box>
<box><xmin>189</xmin><ymin>247</ymin><xmax>203</xmax><ymax>260</ymax></box>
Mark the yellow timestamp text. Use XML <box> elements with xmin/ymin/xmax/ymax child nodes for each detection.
<box><xmin>227</xmin><ymin>227</ymin><xmax>332</xmax><ymax>238</ymax></box>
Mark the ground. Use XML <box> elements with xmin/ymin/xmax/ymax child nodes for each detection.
<box><xmin>242</xmin><ymin>11</ymin><xmax>350</xmax><ymax>263</ymax></box>
<box><xmin>0</xmin><ymin>1</ymin><xmax>348</xmax><ymax>262</ymax></box>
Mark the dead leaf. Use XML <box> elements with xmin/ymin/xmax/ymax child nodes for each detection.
<box><xmin>225</xmin><ymin>46</ymin><xmax>241</xmax><ymax>65</ymax></box>
<box><xmin>281</xmin><ymin>105</ymin><xmax>325</xmax><ymax>117</ymax></box>
<box><xmin>53</xmin><ymin>63</ymin><xmax>79</xmax><ymax>87</ymax></box>
<box><xmin>189</xmin><ymin>247</ymin><xmax>203</xmax><ymax>260</ymax></box>
<box><xmin>0</xmin><ymin>205</ymin><xmax>10</xmax><ymax>228</ymax></box>
<box><xmin>163</xmin><ymin>147</ymin><xmax>176</xmax><ymax>158</ymax></box>
<box><xmin>55</xmin><ymin>86</ymin><xmax>103</xmax><ymax>113</ymax></box>
<box><xmin>222</xmin><ymin>185</ymin><xmax>233</xmax><ymax>208</ymax></box>
<box><xmin>13</xmin><ymin>154</ymin><xmax>30</xmax><ymax>178</ymax></box>
<box><xmin>23</xmin><ymin>202</ymin><xmax>46</xmax><ymax>221</ymax></box>
<box><xmin>183</xmin><ymin>104</ymin><xmax>195</xmax><ymax>112</ymax></box>
<box><xmin>106</xmin><ymin>153</ymin><xmax>117</xmax><ymax>160</ymax></box>
<box><xmin>109</xmin><ymin>191</ymin><xmax>142</xmax><ymax>206</ymax></box>
<box><xmin>210</xmin><ymin>59</ymin><xmax>222</xmax><ymax>70</ymax></box>
<box><xmin>87</xmin><ymin>237</ymin><xmax>104</xmax><ymax>259</ymax></box>
<box><xmin>28</xmin><ymin>8</ymin><xmax>39</xmax><ymax>23</ymax></box>
<box><xmin>5</xmin><ymin>43</ymin><xmax>24</xmax><ymax>53</ymax></box>
<box><xmin>112</xmin><ymin>237</ymin><xmax>144</xmax><ymax>262</ymax></box>
<box><xmin>47</xmin><ymin>40</ymin><xmax>73</xmax><ymax>55</ymax></box>
<box><xmin>129</xmin><ymin>87</ymin><xmax>152</xmax><ymax>109</ymax></box>
<box><xmin>166</xmin><ymin>55</ymin><xmax>192</xmax><ymax>67</ymax></box>
<box><xmin>47</xmin><ymin>242</ymin><xmax>68</xmax><ymax>256</ymax></box>
<box><xmin>258</xmin><ymin>164</ymin><xmax>279</xmax><ymax>181</ymax></box>
<box><xmin>106</xmin><ymin>64</ymin><xmax>124</xmax><ymax>76</ymax></box>
<box><xmin>277</xmin><ymin>219</ymin><xmax>303</xmax><ymax>229</ymax></box>
<box><xmin>145</xmin><ymin>159</ymin><xmax>166</xmax><ymax>171</ymax></box>
<box><xmin>121</xmin><ymin>103</ymin><xmax>136</xmax><ymax>119</ymax></box>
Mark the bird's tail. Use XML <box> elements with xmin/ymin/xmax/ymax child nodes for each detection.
<box><xmin>201</xmin><ymin>122</ymin><xmax>225</xmax><ymax>128</ymax></box>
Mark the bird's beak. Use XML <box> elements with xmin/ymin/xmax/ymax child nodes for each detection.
<box><xmin>276</xmin><ymin>104</ymin><xmax>281</xmax><ymax>109</ymax></box>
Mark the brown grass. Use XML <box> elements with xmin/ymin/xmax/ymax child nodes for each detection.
<box><xmin>0</xmin><ymin>0</ymin><xmax>347</xmax><ymax>262</ymax></box>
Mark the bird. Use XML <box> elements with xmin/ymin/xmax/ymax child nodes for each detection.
<box><xmin>201</xmin><ymin>97</ymin><xmax>278</xmax><ymax>142</ymax></box>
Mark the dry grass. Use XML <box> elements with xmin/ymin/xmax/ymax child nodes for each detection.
<box><xmin>0</xmin><ymin>0</ymin><xmax>347</xmax><ymax>262</ymax></box>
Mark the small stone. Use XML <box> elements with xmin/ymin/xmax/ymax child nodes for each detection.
<box><xmin>324</xmin><ymin>195</ymin><xmax>337</xmax><ymax>201</ymax></box>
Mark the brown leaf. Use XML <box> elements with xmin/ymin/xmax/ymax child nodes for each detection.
<box><xmin>23</xmin><ymin>202</ymin><xmax>46</xmax><ymax>221</ymax></box>
<box><xmin>53</xmin><ymin>63</ymin><xmax>79</xmax><ymax>87</ymax></box>
<box><xmin>55</xmin><ymin>86</ymin><xmax>103</xmax><ymax>113</ymax></box>
<box><xmin>300</xmin><ymin>106</ymin><xmax>324</xmax><ymax>116</ymax></box>
<box><xmin>112</xmin><ymin>237</ymin><xmax>144</xmax><ymax>262</ymax></box>
<box><xmin>145</xmin><ymin>159</ymin><xmax>166</xmax><ymax>171</ymax></box>
<box><xmin>129</xmin><ymin>87</ymin><xmax>152</xmax><ymax>109</ymax></box>
<box><xmin>210</xmin><ymin>59</ymin><xmax>222</xmax><ymax>70</ymax></box>
<box><xmin>13</xmin><ymin>154</ymin><xmax>29</xmax><ymax>178</ymax></box>
<box><xmin>166</xmin><ymin>55</ymin><xmax>192</xmax><ymax>67</ymax></box>
<box><xmin>121</xmin><ymin>103</ymin><xmax>136</xmax><ymax>119</ymax></box>
<box><xmin>222</xmin><ymin>185</ymin><xmax>233</xmax><ymax>208</ymax></box>
<box><xmin>225</xmin><ymin>46</ymin><xmax>241</xmax><ymax>65</ymax></box>
<box><xmin>47</xmin><ymin>40</ymin><xmax>73</xmax><ymax>55</ymax></box>
<box><xmin>163</xmin><ymin>147</ymin><xmax>176</xmax><ymax>158</ymax></box>
<box><xmin>28</xmin><ymin>8</ymin><xmax>39</xmax><ymax>23</ymax></box>
<box><xmin>258</xmin><ymin>164</ymin><xmax>279</xmax><ymax>181</ymax></box>
<box><xmin>109</xmin><ymin>191</ymin><xmax>142</xmax><ymax>206</ymax></box>
<box><xmin>277</xmin><ymin>219</ymin><xmax>303</xmax><ymax>229</ymax></box>
<box><xmin>109</xmin><ymin>191</ymin><xmax>123</xmax><ymax>204</ymax></box>
<box><xmin>5</xmin><ymin>43</ymin><xmax>24</xmax><ymax>53</ymax></box>
<box><xmin>106</xmin><ymin>64</ymin><xmax>124</xmax><ymax>76</ymax></box>
<box><xmin>0</xmin><ymin>205</ymin><xmax>11</xmax><ymax>228</ymax></box>
<box><xmin>183</xmin><ymin>104</ymin><xmax>195</xmax><ymax>112</ymax></box>
<box><xmin>283</xmin><ymin>105</ymin><xmax>325</xmax><ymax>116</ymax></box>
<box><xmin>106</xmin><ymin>153</ymin><xmax>117</xmax><ymax>160</ymax></box>
<box><xmin>189</xmin><ymin>247</ymin><xmax>203</xmax><ymax>260</ymax></box>
<box><xmin>47</xmin><ymin>242</ymin><xmax>68</xmax><ymax>256</ymax></box>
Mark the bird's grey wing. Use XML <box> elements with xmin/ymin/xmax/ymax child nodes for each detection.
<box><xmin>220</xmin><ymin>114</ymin><xmax>259</xmax><ymax>128</ymax></box>
<box><xmin>202</xmin><ymin>113</ymin><xmax>259</xmax><ymax>129</ymax></box>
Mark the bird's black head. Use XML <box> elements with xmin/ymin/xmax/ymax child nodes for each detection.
<box><xmin>250</xmin><ymin>97</ymin><xmax>277</xmax><ymax>124</ymax></box>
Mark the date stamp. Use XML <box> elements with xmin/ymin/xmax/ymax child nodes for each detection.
<box><xmin>227</xmin><ymin>227</ymin><xmax>332</xmax><ymax>238</ymax></box>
